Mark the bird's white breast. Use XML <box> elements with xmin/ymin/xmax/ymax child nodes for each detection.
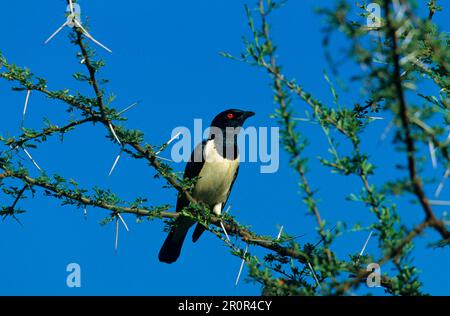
<box><xmin>192</xmin><ymin>140</ymin><xmax>239</xmax><ymax>214</ymax></box>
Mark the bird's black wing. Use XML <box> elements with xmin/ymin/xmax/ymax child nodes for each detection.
<box><xmin>223</xmin><ymin>164</ymin><xmax>239</xmax><ymax>209</ymax></box>
<box><xmin>176</xmin><ymin>140</ymin><xmax>207</xmax><ymax>212</ymax></box>
<box><xmin>159</xmin><ymin>140</ymin><xmax>207</xmax><ymax>263</ymax></box>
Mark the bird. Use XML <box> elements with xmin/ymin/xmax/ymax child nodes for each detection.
<box><xmin>158</xmin><ymin>109</ymin><xmax>255</xmax><ymax>263</ymax></box>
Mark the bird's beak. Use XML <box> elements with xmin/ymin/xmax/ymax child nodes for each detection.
<box><xmin>242</xmin><ymin>111</ymin><xmax>255</xmax><ymax>120</ymax></box>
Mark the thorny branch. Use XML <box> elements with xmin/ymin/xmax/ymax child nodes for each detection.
<box><xmin>1</xmin><ymin>0</ymin><xmax>449</xmax><ymax>296</ymax></box>
<box><xmin>384</xmin><ymin>0</ymin><xmax>449</xmax><ymax>240</ymax></box>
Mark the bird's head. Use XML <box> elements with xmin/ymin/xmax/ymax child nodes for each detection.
<box><xmin>210</xmin><ymin>109</ymin><xmax>255</xmax><ymax>130</ymax></box>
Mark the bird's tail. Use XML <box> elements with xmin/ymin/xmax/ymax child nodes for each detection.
<box><xmin>192</xmin><ymin>223</ymin><xmax>207</xmax><ymax>243</ymax></box>
<box><xmin>158</xmin><ymin>217</ymin><xmax>193</xmax><ymax>264</ymax></box>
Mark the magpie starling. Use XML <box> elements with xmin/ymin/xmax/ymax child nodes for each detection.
<box><xmin>158</xmin><ymin>109</ymin><xmax>255</xmax><ymax>263</ymax></box>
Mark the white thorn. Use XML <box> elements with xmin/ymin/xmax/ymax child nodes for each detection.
<box><xmin>378</xmin><ymin>119</ymin><xmax>394</xmax><ymax>144</ymax></box>
<box><xmin>117</xmin><ymin>213</ymin><xmax>129</xmax><ymax>232</ymax></box>
<box><xmin>8</xmin><ymin>145</ymin><xmax>18</xmax><ymax>153</ymax></box>
<box><xmin>220</xmin><ymin>221</ymin><xmax>230</xmax><ymax>242</ymax></box>
<box><xmin>108</xmin><ymin>122</ymin><xmax>121</xmax><ymax>145</ymax></box>
<box><xmin>245</xmin><ymin>238</ymin><xmax>272</xmax><ymax>243</ymax></box>
<box><xmin>68</xmin><ymin>0</ymin><xmax>74</xmax><ymax>15</ymax></box>
<box><xmin>292</xmin><ymin>117</ymin><xmax>318</xmax><ymax>124</ymax></box>
<box><xmin>400</xmin><ymin>29</ymin><xmax>415</xmax><ymax>50</ymax></box>
<box><xmin>80</xmin><ymin>58</ymin><xmax>86</xmax><ymax>64</ymax></box>
<box><xmin>108</xmin><ymin>151</ymin><xmax>122</xmax><ymax>176</ymax></box>
<box><xmin>155</xmin><ymin>156</ymin><xmax>175</xmax><ymax>163</ymax></box>
<box><xmin>224</xmin><ymin>204</ymin><xmax>232</xmax><ymax>214</ymax></box>
<box><xmin>22</xmin><ymin>90</ymin><xmax>31</xmax><ymax>125</ymax></box>
<box><xmin>428</xmin><ymin>140</ymin><xmax>437</xmax><ymax>169</ymax></box>
<box><xmin>155</xmin><ymin>132</ymin><xmax>182</xmax><ymax>155</ymax></box>
<box><xmin>167</xmin><ymin>132</ymin><xmax>182</xmax><ymax>145</ymax></box>
<box><xmin>22</xmin><ymin>147</ymin><xmax>42</xmax><ymax>172</ymax></box>
<box><xmin>114</xmin><ymin>217</ymin><xmax>119</xmax><ymax>253</ymax></box>
<box><xmin>359</xmin><ymin>230</ymin><xmax>373</xmax><ymax>257</ymax></box>
<box><xmin>399</xmin><ymin>52</ymin><xmax>418</xmax><ymax>66</ymax></box>
<box><xmin>411</xmin><ymin>58</ymin><xmax>430</xmax><ymax>73</ymax></box>
<box><xmin>292</xmin><ymin>117</ymin><xmax>311</xmax><ymax>122</ymax></box>
<box><xmin>117</xmin><ymin>102</ymin><xmax>139</xmax><ymax>116</ymax></box>
<box><xmin>74</xmin><ymin>20</ymin><xmax>112</xmax><ymax>53</ymax></box>
<box><xmin>307</xmin><ymin>261</ymin><xmax>321</xmax><ymax>289</ymax></box>
<box><xmin>393</xmin><ymin>0</ymin><xmax>406</xmax><ymax>21</ymax></box>
<box><xmin>276</xmin><ymin>225</ymin><xmax>284</xmax><ymax>240</ymax></box>
<box><xmin>395</xmin><ymin>24</ymin><xmax>407</xmax><ymax>39</ymax></box>
<box><xmin>372</xmin><ymin>55</ymin><xmax>388</xmax><ymax>64</ymax></box>
<box><xmin>44</xmin><ymin>20</ymin><xmax>69</xmax><ymax>44</ymax></box>
<box><xmin>366</xmin><ymin>116</ymin><xmax>384</xmax><ymax>121</ymax></box>
<box><xmin>235</xmin><ymin>244</ymin><xmax>249</xmax><ymax>288</ymax></box>
<box><xmin>429</xmin><ymin>200</ymin><xmax>450</xmax><ymax>206</ymax></box>
<box><xmin>435</xmin><ymin>169</ymin><xmax>450</xmax><ymax>198</ymax></box>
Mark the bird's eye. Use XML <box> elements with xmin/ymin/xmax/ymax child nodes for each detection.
<box><xmin>227</xmin><ymin>113</ymin><xmax>234</xmax><ymax>119</ymax></box>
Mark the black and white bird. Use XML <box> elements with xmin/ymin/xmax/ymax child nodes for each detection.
<box><xmin>158</xmin><ymin>109</ymin><xmax>255</xmax><ymax>263</ymax></box>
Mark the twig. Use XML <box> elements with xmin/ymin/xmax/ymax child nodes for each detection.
<box><xmin>336</xmin><ymin>219</ymin><xmax>430</xmax><ymax>295</ymax></box>
<box><xmin>1</xmin><ymin>166</ymin><xmax>314</xmax><ymax>263</ymax></box>
<box><xmin>428</xmin><ymin>0</ymin><xmax>437</xmax><ymax>20</ymax></box>
<box><xmin>4</xmin><ymin>185</ymin><xmax>27</xmax><ymax>227</ymax></box>
<box><xmin>14</xmin><ymin>117</ymin><xmax>96</xmax><ymax>149</ymax></box>
<box><xmin>384</xmin><ymin>0</ymin><xmax>449</xmax><ymax>240</ymax></box>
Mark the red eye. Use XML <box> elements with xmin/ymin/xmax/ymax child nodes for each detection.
<box><xmin>227</xmin><ymin>113</ymin><xmax>234</xmax><ymax>119</ymax></box>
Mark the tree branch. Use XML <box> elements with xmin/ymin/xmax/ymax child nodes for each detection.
<box><xmin>384</xmin><ymin>0</ymin><xmax>449</xmax><ymax>239</ymax></box>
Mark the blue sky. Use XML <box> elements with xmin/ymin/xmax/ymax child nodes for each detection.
<box><xmin>0</xmin><ymin>0</ymin><xmax>449</xmax><ymax>295</ymax></box>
